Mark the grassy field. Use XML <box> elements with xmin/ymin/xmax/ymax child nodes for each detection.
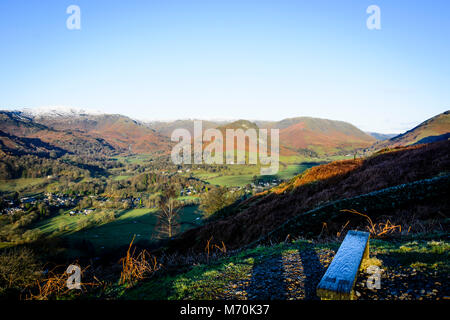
<box><xmin>0</xmin><ymin>242</ymin><xmax>13</xmax><ymax>249</ymax></box>
<box><xmin>188</xmin><ymin>153</ymin><xmax>355</xmax><ymax>187</ymax></box>
<box><xmin>0</xmin><ymin>177</ymin><xmax>48</xmax><ymax>194</ymax></box>
<box><xmin>177</xmin><ymin>195</ymin><xmax>199</xmax><ymax>201</ymax></box>
<box><xmin>205</xmin><ymin>174</ymin><xmax>255</xmax><ymax>187</ymax></box>
<box><xmin>113</xmin><ymin>154</ymin><xmax>154</xmax><ymax>165</ymax></box>
<box><xmin>196</xmin><ymin>162</ymin><xmax>320</xmax><ymax>187</ymax></box>
<box><xmin>35</xmin><ymin>206</ymin><xmax>204</xmax><ymax>250</ymax></box>
<box><xmin>192</xmin><ymin>164</ymin><xmax>259</xmax><ymax>187</ymax></box>
<box><xmin>275</xmin><ymin>163</ymin><xmax>318</xmax><ymax>180</ymax></box>
<box><xmin>113</xmin><ymin>175</ymin><xmax>133</xmax><ymax>181</ymax></box>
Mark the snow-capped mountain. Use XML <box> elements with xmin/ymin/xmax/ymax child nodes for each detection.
<box><xmin>0</xmin><ymin>107</ymin><xmax>172</xmax><ymax>156</ymax></box>
<box><xmin>21</xmin><ymin>106</ymin><xmax>105</xmax><ymax>118</ymax></box>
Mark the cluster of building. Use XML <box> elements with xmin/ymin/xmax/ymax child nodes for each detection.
<box><xmin>180</xmin><ymin>186</ymin><xmax>199</xmax><ymax>196</ymax></box>
<box><xmin>1</xmin><ymin>207</ymin><xmax>23</xmax><ymax>216</ymax></box>
<box><xmin>251</xmin><ymin>179</ymin><xmax>280</xmax><ymax>188</ymax></box>
<box><xmin>69</xmin><ymin>208</ymin><xmax>95</xmax><ymax>216</ymax></box>
<box><xmin>43</xmin><ymin>193</ymin><xmax>77</xmax><ymax>207</ymax></box>
<box><xmin>0</xmin><ymin>193</ymin><xmax>78</xmax><ymax>216</ymax></box>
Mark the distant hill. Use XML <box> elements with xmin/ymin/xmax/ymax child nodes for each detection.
<box><xmin>30</xmin><ymin>112</ymin><xmax>171</xmax><ymax>154</ymax></box>
<box><xmin>216</xmin><ymin>119</ymin><xmax>259</xmax><ymax>132</ymax></box>
<box><xmin>367</xmin><ymin>132</ymin><xmax>397</xmax><ymax>141</ymax></box>
<box><xmin>373</xmin><ymin>110</ymin><xmax>450</xmax><ymax>150</ymax></box>
<box><xmin>149</xmin><ymin>117</ymin><xmax>376</xmax><ymax>157</ymax></box>
<box><xmin>146</xmin><ymin>120</ymin><xmax>226</xmax><ymax>137</ymax></box>
<box><xmin>0</xmin><ymin>111</ymin><xmax>117</xmax><ymax>156</ymax></box>
<box><xmin>178</xmin><ymin>117</ymin><xmax>375</xmax><ymax>157</ymax></box>
<box><xmin>259</xmin><ymin>117</ymin><xmax>375</xmax><ymax>156</ymax></box>
<box><xmin>0</xmin><ymin>109</ymin><xmax>171</xmax><ymax>156</ymax></box>
<box><xmin>0</xmin><ymin>129</ymin><xmax>67</xmax><ymax>157</ymax></box>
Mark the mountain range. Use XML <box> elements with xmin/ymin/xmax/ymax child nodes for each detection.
<box><xmin>0</xmin><ymin>108</ymin><xmax>448</xmax><ymax>158</ymax></box>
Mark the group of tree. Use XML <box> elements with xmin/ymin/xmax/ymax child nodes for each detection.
<box><xmin>199</xmin><ymin>186</ymin><xmax>244</xmax><ymax>217</ymax></box>
<box><xmin>0</xmin><ymin>154</ymin><xmax>91</xmax><ymax>180</ymax></box>
<box><xmin>104</xmin><ymin>172</ymin><xmax>206</xmax><ymax>198</ymax></box>
<box><xmin>0</xmin><ymin>203</ymin><xmax>50</xmax><ymax>243</ymax></box>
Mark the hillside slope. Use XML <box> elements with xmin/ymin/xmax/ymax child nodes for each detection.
<box><xmin>0</xmin><ymin>130</ymin><xmax>66</xmax><ymax>157</ymax></box>
<box><xmin>149</xmin><ymin>116</ymin><xmax>375</xmax><ymax>157</ymax></box>
<box><xmin>146</xmin><ymin>120</ymin><xmax>225</xmax><ymax>137</ymax></box>
<box><xmin>166</xmin><ymin>140</ymin><xmax>450</xmax><ymax>252</ymax></box>
<box><xmin>367</xmin><ymin>132</ymin><xmax>397</xmax><ymax>141</ymax></box>
<box><xmin>0</xmin><ymin>110</ymin><xmax>171</xmax><ymax>155</ymax></box>
<box><xmin>276</xmin><ymin>117</ymin><xmax>375</xmax><ymax>156</ymax></box>
<box><xmin>30</xmin><ymin>113</ymin><xmax>171</xmax><ymax>154</ymax></box>
<box><xmin>373</xmin><ymin>110</ymin><xmax>450</xmax><ymax>149</ymax></box>
<box><xmin>0</xmin><ymin>111</ymin><xmax>117</xmax><ymax>156</ymax></box>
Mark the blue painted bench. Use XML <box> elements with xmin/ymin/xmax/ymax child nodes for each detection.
<box><xmin>316</xmin><ymin>230</ymin><xmax>370</xmax><ymax>300</ymax></box>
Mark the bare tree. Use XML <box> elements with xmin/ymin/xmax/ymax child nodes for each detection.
<box><xmin>155</xmin><ymin>185</ymin><xmax>180</xmax><ymax>239</ymax></box>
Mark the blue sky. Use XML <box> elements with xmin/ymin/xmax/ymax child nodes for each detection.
<box><xmin>0</xmin><ymin>0</ymin><xmax>449</xmax><ymax>133</ymax></box>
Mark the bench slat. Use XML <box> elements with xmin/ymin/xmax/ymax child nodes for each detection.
<box><xmin>317</xmin><ymin>230</ymin><xmax>370</xmax><ymax>300</ymax></box>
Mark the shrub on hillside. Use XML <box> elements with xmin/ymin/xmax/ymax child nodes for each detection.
<box><xmin>0</xmin><ymin>247</ymin><xmax>42</xmax><ymax>298</ymax></box>
<box><xmin>200</xmin><ymin>187</ymin><xmax>241</xmax><ymax>217</ymax></box>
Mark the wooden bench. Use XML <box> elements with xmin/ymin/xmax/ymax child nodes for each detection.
<box><xmin>316</xmin><ymin>230</ymin><xmax>370</xmax><ymax>300</ymax></box>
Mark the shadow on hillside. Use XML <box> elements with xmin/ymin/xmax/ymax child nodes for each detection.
<box><xmin>414</xmin><ymin>133</ymin><xmax>450</xmax><ymax>145</ymax></box>
<box><xmin>246</xmin><ymin>252</ymin><xmax>286</xmax><ymax>300</ymax></box>
<box><xmin>252</xmin><ymin>161</ymin><xmax>322</xmax><ymax>183</ymax></box>
<box><xmin>246</xmin><ymin>243</ymin><xmax>325</xmax><ymax>300</ymax></box>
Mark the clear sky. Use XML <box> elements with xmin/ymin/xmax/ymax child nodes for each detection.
<box><xmin>0</xmin><ymin>0</ymin><xmax>449</xmax><ymax>133</ymax></box>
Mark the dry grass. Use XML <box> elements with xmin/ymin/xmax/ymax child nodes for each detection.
<box><xmin>274</xmin><ymin>159</ymin><xmax>363</xmax><ymax>194</ymax></box>
<box><xmin>340</xmin><ymin>209</ymin><xmax>403</xmax><ymax>238</ymax></box>
<box><xmin>27</xmin><ymin>264</ymin><xmax>99</xmax><ymax>300</ymax></box>
<box><xmin>205</xmin><ymin>237</ymin><xmax>227</xmax><ymax>263</ymax></box>
<box><xmin>119</xmin><ymin>236</ymin><xmax>161</xmax><ymax>288</ymax></box>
